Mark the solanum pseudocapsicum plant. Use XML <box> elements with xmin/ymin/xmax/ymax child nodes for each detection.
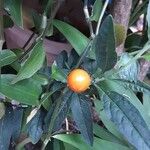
<box><xmin>1</xmin><ymin>0</ymin><xmax>150</xmax><ymax>149</ymax></box>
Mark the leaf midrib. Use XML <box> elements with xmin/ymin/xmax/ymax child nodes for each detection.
<box><xmin>106</xmin><ymin>94</ymin><xmax>150</xmax><ymax>149</ymax></box>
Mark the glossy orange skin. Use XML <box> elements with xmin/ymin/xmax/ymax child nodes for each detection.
<box><xmin>67</xmin><ymin>69</ymin><xmax>91</xmax><ymax>93</ymax></box>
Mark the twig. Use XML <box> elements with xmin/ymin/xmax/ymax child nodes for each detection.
<box><xmin>83</xmin><ymin>0</ymin><xmax>95</xmax><ymax>38</ymax></box>
<box><xmin>75</xmin><ymin>40</ymin><xmax>93</xmax><ymax>68</ymax></box>
<box><xmin>16</xmin><ymin>138</ymin><xmax>31</xmax><ymax>150</ymax></box>
<box><xmin>96</xmin><ymin>0</ymin><xmax>109</xmax><ymax>35</ymax></box>
<box><xmin>65</xmin><ymin>118</ymin><xmax>69</xmax><ymax>134</ymax></box>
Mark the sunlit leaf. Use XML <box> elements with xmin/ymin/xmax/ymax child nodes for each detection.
<box><xmin>0</xmin><ymin>50</ymin><xmax>17</xmax><ymax>67</ymax></box>
<box><xmin>53</xmin><ymin>134</ymin><xmax>131</xmax><ymax>150</ymax></box>
<box><xmin>0</xmin><ymin>74</ymin><xmax>41</xmax><ymax>105</ymax></box>
<box><xmin>53</xmin><ymin>19</ymin><xmax>89</xmax><ymax>55</ymax></box>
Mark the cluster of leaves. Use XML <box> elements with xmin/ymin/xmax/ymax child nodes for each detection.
<box><xmin>0</xmin><ymin>0</ymin><xmax>150</xmax><ymax>150</ymax></box>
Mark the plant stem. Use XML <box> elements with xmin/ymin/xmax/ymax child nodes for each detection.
<box><xmin>83</xmin><ymin>0</ymin><xmax>94</xmax><ymax>38</ymax></box>
<box><xmin>65</xmin><ymin>118</ymin><xmax>69</xmax><ymax>134</ymax></box>
<box><xmin>75</xmin><ymin>40</ymin><xmax>93</xmax><ymax>68</ymax></box>
<box><xmin>129</xmin><ymin>50</ymin><xmax>142</xmax><ymax>56</ymax></box>
<box><xmin>16</xmin><ymin>138</ymin><xmax>31</xmax><ymax>150</ymax></box>
<box><xmin>19</xmin><ymin>0</ymin><xmax>63</xmax><ymax>62</ymax></box>
<box><xmin>96</xmin><ymin>0</ymin><xmax>109</xmax><ymax>35</ymax></box>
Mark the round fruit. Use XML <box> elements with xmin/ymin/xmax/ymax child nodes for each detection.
<box><xmin>67</xmin><ymin>69</ymin><xmax>91</xmax><ymax>93</ymax></box>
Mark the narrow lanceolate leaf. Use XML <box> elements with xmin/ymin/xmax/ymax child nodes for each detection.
<box><xmin>0</xmin><ymin>75</ymin><xmax>41</xmax><ymax>105</ymax></box>
<box><xmin>147</xmin><ymin>0</ymin><xmax>150</xmax><ymax>40</ymax></box>
<box><xmin>12</xmin><ymin>41</ymin><xmax>45</xmax><ymax>84</ymax></box>
<box><xmin>96</xmin><ymin>79</ymin><xmax>150</xmax><ymax>129</ymax></box>
<box><xmin>53</xmin><ymin>134</ymin><xmax>131</xmax><ymax>150</ymax></box>
<box><xmin>44</xmin><ymin>90</ymin><xmax>73</xmax><ymax>132</ymax></box>
<box><xmin>27</xmin><ymin>110</ymin><xmax>44</xmax><ymax>144</ymax></box>
<box><xmin>102</xmin><ymin>91</ymin><xmax>150</xmax><ymax>150</ymax></box>
<box><xmin>0</xmin><ymin>106</ymin><xmax>14</xmax><ymax>150</ymax></box>
<box><xmin>0</xmin><ymin>50</ymin><xmax>17</xmax><ymax>67</ymax></box>
<box><xmin>71</xmin><ymin>94</ymin><xmax>93</xmax><ymax>145</ymax></box>
<box><xmin>53</xmin><ymin>19</ymin><xmax>89</xmax><ymax>55</ymax></box>
<box><xmin>113</xmin><ymin>79</ymin><xmax>150</xmax><ymax>94</ymax></box>
<box><xmin>143</xmin><ymin>93</ymin><xmax>150</xmax><ymax>118</ymax></box>
<box><xmin>4</xmin><ymin>0</ymin><xmax>23</xmax><ymax>27</ymax></box>
<box><xmin>94</xmin><ymin>99</ymin><xmax>127</xmax><ymax>145</ymax></box>
<box><xmin>92</xmin><ymin>15</ymin><xmax>117</xmax><ymax>72</ymax></box>
<box><xmin>117</xmin><ymin>53</ymin><xmax>139</xmax><ymax>82</ymax></box>
<box><xmin>142</xmin><ymin>52</ymin><xmax>150</xmax><ymax>61</ymax></box>
<box><xmin>51</xmin><ymin>62</ymin><xmax>67</xmax><ymax>83</ymax></box>
<box><xmin>0</xmin><ymin>106</ymin><xmax>23</xmax><ymax>150</ymax></box>
<box><xmin>90</xmin><ymin>0</ymin><xmax>102</xmax><ymax>21</ymax></box>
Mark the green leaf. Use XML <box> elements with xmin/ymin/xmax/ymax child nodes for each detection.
<box><xmin>0</xmin><ymin>106</ymin><xmax>23</xmax><ymax>150</ymax></box>
<box><xmin>81</xmin><ymin>58</ymin><xmax>97</xmax><ymax>74</ymax></box>
<box><xmin>4</xmin><ymin>0</ymin><xmax>23</xmax><ymax>27</ymax></box>
<box><xmin>117</xmin><ymin>53</ymin><xmax>139</xmax><ymax>82</ymax></box>
<box><xmin>96</xmin><ymin>79</ymin><xmax>150</xmax><ymax>128</ymax></box>
<box><xmin>64</xmin><ymin>143</ymin><xmax>79</xmax><ymax>150</ymax></box>
<box><xmin>142</xmin><ymin>52</ymin><xmax>150</xmax><ymax>61</ymax></box>
<box><xmin>12</xmin><ymin>41</ymin><xmax>45</xmax><ymax>84</ymax></box>
<box><xmin>143</xmin><ymin>93</ymin><xmax>150</xmax><ymax>118</ymax></box>
<box><xmin>71</xmin><ymin>94</ymin><xmax>93</xmax><ymax>145</ymax></box>
<box><xmin>4</xmin><ymin>15</ymin><xmax>14</xmax><ymax>28</ymax></box>
<box><xmin>125</xmin><ymin>33</ymin><xmax>142</xmax><ymax>49</ymax></box>
<box><xmin>40</xmin><ymin>92</ymin><xmax>52</xmax><ymax>111</ymax></box>
<box><xmin>27</xmin><ymin>110</ymin><xmax>44</xmax><ymax>144</ymax></box>
<box><xmin>102</xmin><ymin>91</ymin><xmax>150</xmax><ymax>150</ymax></box>
<box><xmin>51</xmin><ymin>62</ymin><xmax>67</xmax><ymax>83</ymax></box>
<box><xmin>53</xmin><ymin>139</ymin><xmax>65</xmax><ymax>150</ymax></box>
<box><xmin>67</xmin><ymin>49</ymin><xmax>79</xmax><ymax>69</ymax></box>
<box><xmin>53</xmin><ymin>19</ymin><xmax>89</xmax><ymax>55</ymax></box>
<box><xmin>0</xmin><ymin>50</ymin><xmax>17</xmax><ymax>67</ymax></box>
<box><xmin>53</xmin><ymin>134</ymin><xmax>131</xmax><ymax>150</ymax></box>
<box><xmin>112</xmin><ymin>79</ymin><xmax>150</xmax><ymax>94</ymax></box>
<box><xmin>0</xmin><ymin>106</ymin><xmax>14</xmax><ymax>150</ymax></box>
<box><xmin>90</xmin><ymin>0</ymin><xmax>103</xmax><ymax>21</ymax></box>
<box><xmin>44</xmin><ymin>90</ymin><xmax>73</xmax><ymax>132</ymax></box>
<box><xmin>93</xmin><ymin>123</ymin><xmax>125</xmax><ymax>145</ymax></box>
<box><xmin>32</xmin><ymin>10</ymin><xmax>42</xmax><ymax>32</ymax></box>
<box><xmin>0</xmin><ymin>74</ymin><xmax>41</xmax><ymax>105</ymax></box>
<box><xmin>0</xmin><ymin>102</ymin><xmax>5</xmax><ymax>120</ymax></box>
<box><xmin>55</xmin><ymin>51</ymin><xmax>68</xmax><ymax>69</ymax></box>
<box><xmin>11</xmin><ymin>108</ymin><xmax>24</xmax><ymax>141</ymax></box>
<box><xmin>92</xmin><ymin>15</ymin><xmax>117</xmax><ymax>72</ymax></box>
<box><xmin>94</xmin><ymin>99</ymin><xmax>127</xmax><ymax>144</ymax></box>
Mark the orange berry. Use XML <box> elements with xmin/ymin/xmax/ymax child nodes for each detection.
<box><xmin>67</xmin><ymin>69</ymin><xmax>91</xmax><ymax>93</ymax></box>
